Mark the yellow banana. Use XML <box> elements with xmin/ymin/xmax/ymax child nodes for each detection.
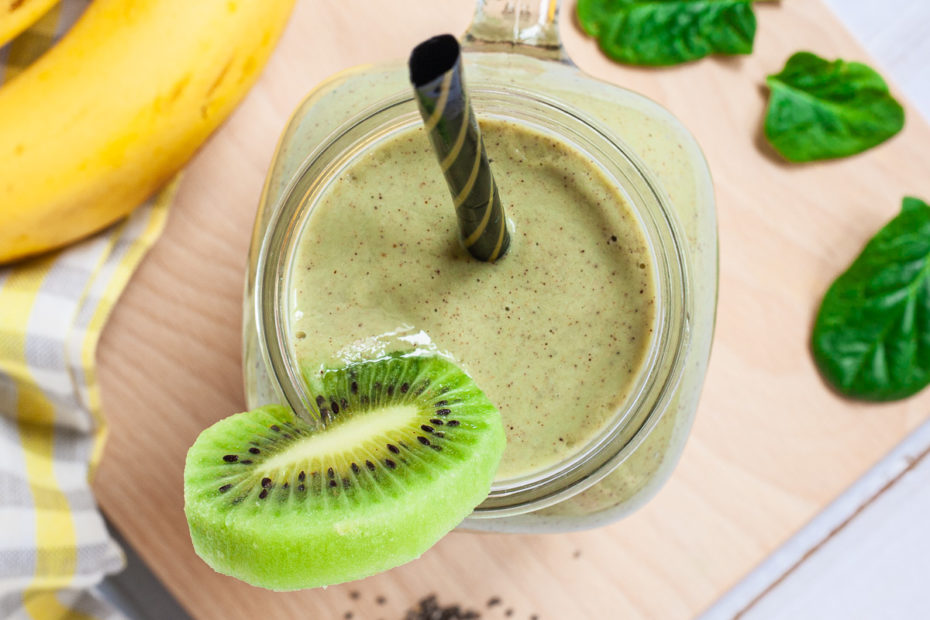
<box><xmin>0</xmin><ymin>0</ymin><xmax>296</xmax><ymax>264</ymax></box>
<box><xmin>0</xmin><ymin>0</ymin><xmax>61</xmax><ymax>48</ymax></box>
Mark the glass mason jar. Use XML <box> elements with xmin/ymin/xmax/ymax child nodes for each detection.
<box><xmin>243</xmin><ymin>0</ymin><xmax>717</xmax><ymax>533</ymax></box>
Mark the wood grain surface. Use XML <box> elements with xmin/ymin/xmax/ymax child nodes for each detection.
<box><xmin>94</xmin><ymin>1</ymin><xmax>930</xmax><ymax>618</ymax></box>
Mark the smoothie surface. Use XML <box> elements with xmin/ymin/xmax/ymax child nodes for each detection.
<box><xmin>290</xmin><ymin>119</ymin><xmax>657</xmax><ymax>479</ymax></box>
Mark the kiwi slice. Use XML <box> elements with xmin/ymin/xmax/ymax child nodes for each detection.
<box><xmin>184</xmin><ymin>352</ymin><xmax>505</xmax><ymax>591</ymax></box>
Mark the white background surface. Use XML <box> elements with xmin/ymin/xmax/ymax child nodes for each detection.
<box><xmin>704</xmin><ymin>1</ymin><xmax>930</xmax><ymax>618</ymax></box>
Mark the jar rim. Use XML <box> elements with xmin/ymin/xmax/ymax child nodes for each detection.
<box><xmin>254</xmin><ymin>83</ymin><xmax>693</xmax><ymax>517</ymax></box>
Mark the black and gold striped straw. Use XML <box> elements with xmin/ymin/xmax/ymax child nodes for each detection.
<box><xmin>409</xmin><ymin>34</ymin><xmax>510</xmax><ymax>263</ymax></box>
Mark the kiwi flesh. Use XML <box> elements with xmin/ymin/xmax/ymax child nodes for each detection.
<box><xmin>183</xmin><ymin>352</ymin><xmax>505</xmax><ymax>590</ymax></box>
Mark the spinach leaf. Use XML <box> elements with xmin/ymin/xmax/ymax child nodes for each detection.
<box><xmin>812</xmin><ymin>197</ymin><xmax>930</xmax><ymax>401</ymax></box>
<box><xmin>576</xmin><ymin>0</ymin><xmax>756</xmax><ymax>66</ymax></box>
<box><xmin>765</xmin><ymin>52</ymin><xmax>905</xmax><ymax>162</ymax></box>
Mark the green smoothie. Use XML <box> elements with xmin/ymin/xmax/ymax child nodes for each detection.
<box><xmin>289</xmin><ymin>119</ymin><xmax>657</xmax><ymax>480</ymax></box>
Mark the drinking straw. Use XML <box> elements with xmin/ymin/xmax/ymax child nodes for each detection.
<box><xmin>409</xmin><ymin>34</ymin><xmax>511</xmax><ymax>263</ymax></box>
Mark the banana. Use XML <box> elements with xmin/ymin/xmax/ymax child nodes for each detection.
<box><xmin>0</xmin><ymin>0</ymin><xmax>61</xmax><ymax>48</ymax></box>
<box><xmin>0</xmin><ymin>0</ymin><xmax>296</xmax><ymax>264</ymax></box>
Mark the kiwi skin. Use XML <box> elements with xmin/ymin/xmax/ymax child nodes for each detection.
<box><xmin>184</xmin><ymin>356</ymin><xmax>505</xmax><ymax>591</ymax></box>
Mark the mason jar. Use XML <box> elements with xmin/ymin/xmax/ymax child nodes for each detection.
<box><xmin>243</xmin><ymin>0</ymin><xmax>717</xmax><ymax>533</ymax></box>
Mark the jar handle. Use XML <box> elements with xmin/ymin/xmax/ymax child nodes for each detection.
<box><xmin>462</xmin><ymin>0</ymin><xmax>569</xmax><ymax>63</ymax></box>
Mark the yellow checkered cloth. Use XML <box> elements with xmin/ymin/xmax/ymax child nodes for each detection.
<box><xmin>1</xmin><ymin>2</ymin><xmax>175</xmax><ymax>618</ymax></box>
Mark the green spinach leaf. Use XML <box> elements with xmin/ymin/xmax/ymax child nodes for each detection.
<box><xmin>765</xmin><ymin>52</ymin><xmax>905</xmax><ymax>162</ymax></box>
<box><xmin>812</xmin><ymin>197</ymin><xmax>930</xmax><ymax>401</ymax></box>
<box><xmin>576</xmin><ymin>0</ymin><xmax>756</xmax><ymax>66</ymax></box>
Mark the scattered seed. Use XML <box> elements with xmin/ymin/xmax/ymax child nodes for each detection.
<box><xmin>343</xmin><ymin>479</ymin><xmax>351</xmax><ymax>489</ymax></box>
<box><xmin>261</xmin><ymin>477</ymin><xmax>272</xmax><ymax>488</ymax></box>
<box><xmin>387</xmin><ymin>444</ymin><xmax>400</xmax><ymax>454</ymax></box>
<box><xmin>434</xmin><ymin>431</ymin><xmax>445</xmax><ymax>438</ymax></box>
<box><xmin>282</xmin><ymin>482</ymin><xmax>289</xmax><ymax>489</ymax></box>
<box><xmin>328</xmin><ymin>467</ymin><xmax>335</xmax><ymax>478</ymax></box>
<box><xmin>249</xmin><ymin>447</ymin><xmax>260</xmax><ymax>455</ymax></box>
<box><xmin>431</xmin><ymin>445</ymin><xmax>442</xmax><ymax>451</ymax></box>
<box><xmin>351</xmin><ymin>381</ymin><xmax>358</xmax><ymax>394</ymax></box>
<box><xmin>421</xmin><ymin>425</ymin><xmax>434</xmax><ymax>433</ymax></box>
<box><xmin>320</xmin><ymin>407</ymin><xmax>331</xmax><ymax>421</ymax></box>
<box><xmin>385</xmin><ymin>459</ymin><xmax>396</xmax><ymax>469</ymax></box>
<box><xmin>223</xmin><ymin>455</ymin><xmax>238</xmax><ymax>463</ymax></box>
<box><xmin>259</xmin><ymin>489</ymin><xmax>268</xmax><ymax>499</ymax></box>
<box><xmin>331</xmin><ymin>400</ymin><xmax>340</xmax><ymax>414</ymax></box>
<box><xmin>430</xmin><ymin>418</ymin><xmax>444</xmax><ymax>425</ymax></box>
<box><xmin>435</xmin><ymin>400</ymin><xmax>448</xmax><ymax>407</ymax></box>
<box><xmin>417</xmin><ymin>436</ymin><xmax>431</xmax><ymax>446</ymax></box>
<box><xmin>366</xmin><ymin>460</ymin><xmax>376</xmax><ymax>471</ymax></box>
<box><xmin>240</xmin><ymin>459</ymin><xmax>253</xmax><ymax>464</ymax></box>
<box><xmin>488</xmin><ymin>597</ymin><xmax>501</xmax><ymax>608</ymax></box>
<box><xmin>297</xmin><ymin>484</ymin><xmax>305</xmax><ymax>492</ymax></box>
<box><xmin>329</xmin><ymin>480</ymin><xmax>337</xmax><ymax>488</ymax></box>
<box><xmin>298</xmin><ymin>471</ymin><xmax>306</xmax><ymax>481</ymax></box>
<box><xmin>351</xmin><ymin>463</ymin><xmax>361</xmax><ymax>474</ymax></box>
<box><xmin>218</xmin><ymin>484</ymin><xmax>232</xmax><ymax>493</ymax></box>
<box><xmin>436</xmin><ymin>408</ymin><xmax>451</xmax><ymax>416</ymax></box>
<box><xmin>404</xmin><ymin>595</ymin><xmax>480</xmax><ymax>620</ymax></box>
<box><xmin>401</xmin><ymin>382</ymin><xmax>410</xmax><ymax>393</ymax></box>
<box><xmin>341</xmin><ymin>398</ymin><xmax>348</xmax><ymax>410</ymax></box>
<box><xmin>387</xmin><ymin>385</ymin><xmax>395</xmax><ymax>396</ymax></box>
<box><xmin>316</xmin><ymin>395</ymin><xmax>326</xmax><ymax>407</ymax></box>
<box><xmin>447</xmin><ymin>420</ymin><xmax>460</xmax><ymax>427</ymax></box>
<box><xmin>270</xmin><ymin>425</ymin><xmax>280</xmax><ymax>432</ymax></box>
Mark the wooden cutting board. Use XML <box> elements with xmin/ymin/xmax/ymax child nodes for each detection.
<box><xmin>94</xmin><ymin>1</ymin><xmax>930</xmax><ymax>618</ymax></box>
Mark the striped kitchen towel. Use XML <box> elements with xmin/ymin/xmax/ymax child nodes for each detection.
<box><xmin>0</xmin><ymin>2</ymin><xmax>177</xmax><ymax>618</ymax></box>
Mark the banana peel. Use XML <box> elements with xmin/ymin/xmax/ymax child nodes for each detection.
<box><xmin>0</xmin><ymin>0</ymin><xmax>60</xmax><ymax>48</ymax></box>
<box><xmin>0</xmin><ymin>0</ymin><xmax>296</xmax><ymax>264</ymax></box>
